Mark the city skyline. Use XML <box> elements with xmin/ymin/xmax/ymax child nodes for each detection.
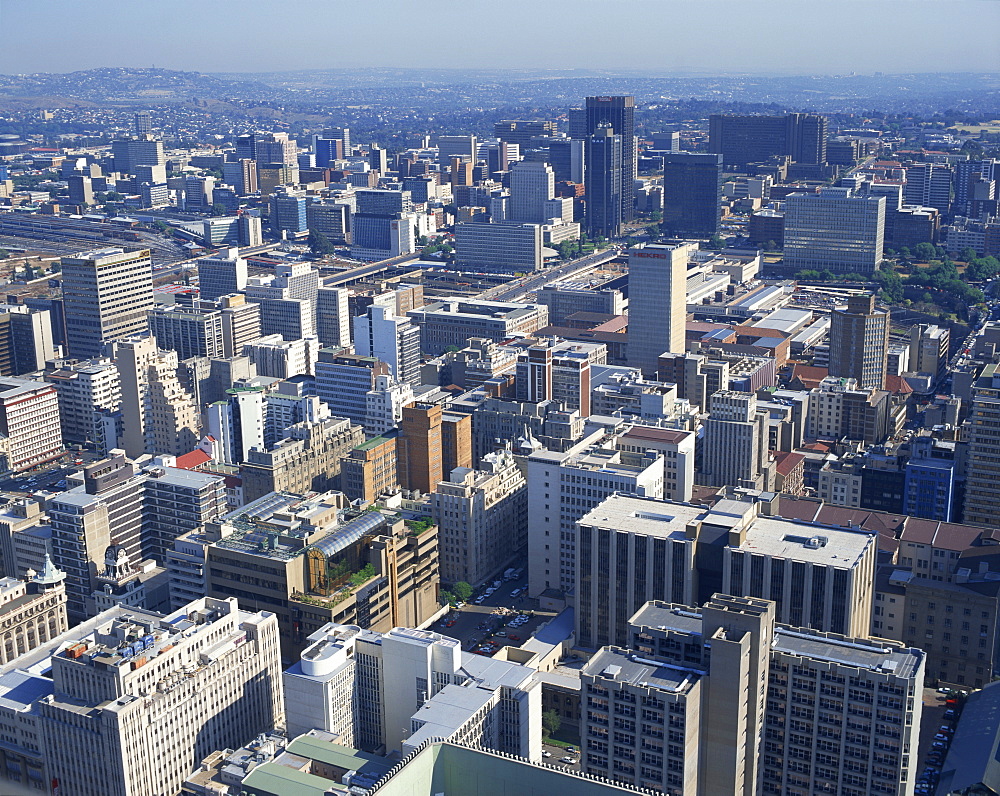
<box><xmin>1</xmin><ymin>0</ymin><xmax>997</xmax><ymax>75</ymax></box>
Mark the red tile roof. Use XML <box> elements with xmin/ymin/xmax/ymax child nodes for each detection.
<box><xmin>174</xmin><ymin>449</ymin><xmax>211</xmax><ymax>469</ymax></box>
<box><xmin>772</xmin><ymin>451</ymin><xmax>805</xmax><ymax>477</ymax></box>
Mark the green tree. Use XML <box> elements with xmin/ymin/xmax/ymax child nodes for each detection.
<box><xmin>763</xmin><ymin>239</ymin><xmax>780</xmax><ymax>252</ymax></box>
<box><xmin>961</xmin><ymin>247</ymin><xmax>979</xmax><ymax>263</ymax></box>
<box><xmin>211</xmin><ymin>204</ymin><xmax>229</xmax><ymax>217</ymax></box>
<box><xmin>0</xmin><ymin>249</ymin><xmax>8</xmax><ymax>259</ymax></box>
<box><xmin>707</xmin><ymin>233</ymin><xmax>725</xmax><ymax>250</ymax></box>
<box><xmin>440</xmin><ymin>589</ymin><xmax>455</xmax><ymax>606</ymax></box>
<box><xmin>452</xmin><ymin>581</ymin><xmax>473</xmax><ymax>602</ymax></box>
<box><xmin>648</xmin><ymin>210</ymin><xmax>662</xmax><ymax>223</ymax></box>
<box><xmin>307</xmin><ymin>228</ymin><xmax>337</xmax><ymax>256</ymax></box>
<box><xmin>542</xmin><ymin>709</ymin><xmax>561</xmax><ymax>739</ymax></box>
<box><xmin>913</xmin><ymin>242</ymin><xmax>938</xmax><ymax>261</ymax></box>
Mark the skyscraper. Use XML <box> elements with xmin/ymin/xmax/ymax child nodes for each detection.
<box><xmin>353</xmin><ymin>305</ymin><xmax>421</xmax><ymax>386</ymax></box>
<box><xmin>196</xmin><ymin>249</ymin><xmax>248</xmax><ymax>301</ymax></box>
<box><xmin>509</xmin><ymin>160</ymin><xmax>555</xmax><ymax>223</ymax></box>
<box><xmin>962</xmin><ymin>362</ymin><xmax>1000</xmax><ymax>527</ymax></box>
<box><xmin>828</xmin><ymin>293</ymin><xmax>890</xmax><ymax>390</ymax></box>
<box><xmin>61</xmin><ymin>248</ymin><xmax>154</xmax><ymax>359</ymax></box>
<box><xmin>583</xmin><ymin>95</ymin><xmax>635</xmax><ymax>221</ymax></box>
<box><xmin>584</xmin><ymin>124</ymin><xmax>623</xmax><ymax>238</ymax></box>
<box><xmin>784</xmin><ymin>187</ymin><xmax>885</xmax><ymax>275</ymax></box>
<box><xmin>708</xmin><ymin>112</ymin><xmax>829</xmax><ymax>168</ymax></box>
<box><xmin>626</xmin><ymin>241</ymin><xmax>694</xmax><ymax>376</ymax></box>
<box><xmin>699</xmin><ymin>390</ymin><xmax>771</xmax><ymax>489</ymax></box>
<box><xmin>660</xmin><ymin>152</ymin><xmax>724</xmax><ymax>237</ymax></box>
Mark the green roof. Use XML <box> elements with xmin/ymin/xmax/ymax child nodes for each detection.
<box><xmin>285</xmin><ymin>735</ymin><xmax>392</xmax><ymax>778</ymax></box>
<box><xmin>354</xmin><ymin>434</ymin><xmax>394</xmax><ymax>452</ymax></box>
<box><xmin>241</xmin><ymin>763</ymin><xmax>348</xmax><ymax>796</ymax></box>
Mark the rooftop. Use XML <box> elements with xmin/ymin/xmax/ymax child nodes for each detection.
<box><xmin>585</xmin><ymin>646</ymin><xmax>698</xmax><ymax>694</ymax></box>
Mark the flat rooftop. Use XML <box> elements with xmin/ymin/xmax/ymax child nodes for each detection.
<box><xmin>585</xmin><ymin>646</ymin><xmax>698</xmax><ymax>694</ymax></box>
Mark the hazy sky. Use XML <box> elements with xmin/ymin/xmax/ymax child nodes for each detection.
<box><xmin>1</xmin><ymin>0</ymin><xmax>998</xmax><ymax>76</ymax></box>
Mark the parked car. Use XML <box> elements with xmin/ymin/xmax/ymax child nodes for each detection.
<box><xmin>560</xmin><ymin>757</ymin><xmax>578</xmax><ymax>765</ymax></box>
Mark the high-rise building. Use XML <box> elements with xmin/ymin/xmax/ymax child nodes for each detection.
<box><xmin>0</xmin><ymin>596</ymin><xmax>283</xmax><ymax>796</ymax></box>
<box><xmin>44</xmin><ymin>358</ymin><xmax>121</xmax><ymax>445</ymax></box>
<box><xmin>134</xmin><ymin>111</ymin><xmax>152</xmax><ymax>137</ymax></box>
<box><xmin>111</xmin><ymin>138</ymin><xmax>165</xmax><ymax>174</ymax></box>
<box><xmin>270</xmin><ymin>189</ymin><xmax>308</xmax><ymax>235</ymax></box>
<box><xmin>514</xmin><ymin>338</ymin><xmax>599</xmax><ymax>417</ymax></box>
<box><xmin>699</xmin><ymin>390</ymin><xmax>771</xmax><ymax>489</ymax></box>
<box><xmin>579</xmin><ymin>594</ymin><xmax>921</xmax><ymax>794</ymax></box>
<box><xmin>963</xmin><ymin>362</ymin><xmax>1000</xmax><ymax>527</ymax></box>
<box><xmin>61</xmin><ymin>248</ymin><xmax>154</xmax><ymax>359</ymax></box>
<box><xmin>526</xmin><ymin>429</ymin><xmax>664</xmax><ymax>598</ymax></box>
<box><xmin>784</xmin><ymin>187</ymin><xmax>885</xmax><ymax>275</ymax></box>
<box><xmin>828</xmin><ymin>293</ymin><xmax>890</xmax><ymax>390</ymax></box>
<box><xmin>284</xmin><ymin>623</ymin><xmax>541</xmax><ymax>758</ymax></box>
<box><xmin>453</xmin><ymin>221</ymin><xmax>543</xmax><ymax>273</ymax></box>
<box><xmin>548</xmin><ymin>137</ymin><xmax>586</xmax><ymax>184</ymax></box>
<box><xmin>244</xmin><ymin>262</ymin><xmax>320</xmax><ymax>341</ymax></box>
<box><xmin>196</xmin><ymin>249</ymin><xmax>248</xmax><ymax>301</ymax></box>
<box><xmin>430</xmin><ymin>448</ymin><xmax>527</xmax><ymax>586</ymax></box>
<box><xmin>0</xmin><ymin>303</ymin><xmax>54</xmax><ymax>374</ymax></box>
<box><xmin>660</xmin><ymin>152</ymin><xmax>723</xmax><ymax>237</ymax></box>
<box><xmin>340</xmin><ymin>434</ymin><xmax>399</xmax><ymax>502</ymax></box>
<box><xmin>583</xmin><ymin>96</ymin><xmax>635</xmax><ymax>222</ymax></box>
<box><xmin>708</xmin><ymin>112</ymin><xmax>829</xmax><ymax>168</ymax></box>
<box><xmin>353</xmin><ymin>304</ymin><xmax>421</xmax><ymax>386</ymax></box>
<box><xmin>397</xmin><ymin>402</ymin><xmax>445</xmax><ymax>494</ymax></box>
<box><xmin>222</xmin><ymin>158</ymin><xmax>257</xmax><ymax>195</ymax></box>
<box><xmin>584</xmin><ymin>124</ymin><xmax>623</xmax><ymax>238</ymax></box>
<box><xmin>0</xmin><ymin>378</ymin><xmax>62</xmax><ymax>473</ymax></box>
<box><xmin>315</xmin><ymin>286</ymin><xmax>351</xmax><ymax>348</ymax></box>
<box><xmin>509</xmin><ymin>161</ymin><xmax>555</xmax><ymax>223</ymax></box>
<box><xmin>626</xmin><ymin>241</ymin><xmax>694</xmax><ymax>376</ymax></box>
<box><xmin>955</xmin><ymin>158</ymin><xmax>998</xmax><ymax>216</ymax></box>
<box><xmin>365</xmin><ymin>373</ymin><xmax>414</xmax><ymax>436</ymax></box>
<box><xmin>254</xmin><ymin>131</ymin><xmax>297</xmax><ymax>167</ymax></box>
<box><xmin>904</xmin><ymin>162</ymin><xmax>953</xmax><ymax>214</ymax></box>
<box><xmin>242</xmin><ymin>334</ymin><xmax>320</xmax><ymax>379</ymax></box>
<box><xmin>314</xmin><ymin>349</ymin><xmax>390</xmax><ymax>426</ymax></box>
<box><xmin>306</xmin><ymin>199</ymin><xmax>351</xmax><ymax>243</ymax></box>
<box><xmin>207</xmin><ymin>384</ymin><xmax>266</xmax><ymax>465</ymax></box>
<box><xmin>437</xmin><ymin>134</ymin><xmax>478</xmax><ymax>166</ymax></box>
<box><xmin>148</xmin><ymin>304</ymin><xmax>225</xmax><ymax>360</ymax></box>
<box><xmin>67</xmin><ymin>173</ymin><xmax>94</xmax><ymax>205</ymax></box>
<box><xmin>217</xmin><ymin>293</ymin><xmax>262</xmax><ymax>358</ymax></box>
<box><xmin>575</xmin><ymin>494</ymin><xmax>878</xmax><ymax>649</ymax></box>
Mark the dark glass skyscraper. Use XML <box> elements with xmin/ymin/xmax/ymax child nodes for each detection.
<box><xmin>584</xmin><ymin>124</ymin><xmax>623</xmax><ymax>239</ymax></box>
<box><xmin>708</xmin><ymin>113</ymin><xmax>828</xmax><ymax>168</ymax></box>
<box><xmin>661</xmin><ymin>152</ymin><xmax>724</xmax><ymax>237</ymax></box>
<box><xmin>583</xmin><ymin>96</ymin><xmax>635</xmax><ymax>223</ymax></box>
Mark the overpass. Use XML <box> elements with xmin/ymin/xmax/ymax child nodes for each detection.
<box><xmin>322</xmin><ymin>253</ymin><xmax>422</xmax><ymax>287</ymax></box>
<box><xmin>477</xmin><ymin>248</ymin><xmax>620</xmax><ymax>302</ymax></box>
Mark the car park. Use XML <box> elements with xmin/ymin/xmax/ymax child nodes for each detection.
<box><xmin>541</xmin><ymin>751</ymin><xmax>552</xmax><ymax>758</ymax></box>
<box><xmin>560</xmin><ymin>757</ymin><xmax>578</xmax><ymax>765</ymax></box>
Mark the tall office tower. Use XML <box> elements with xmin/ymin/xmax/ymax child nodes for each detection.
<box><xmin>143</xmin><ymin>467</ymin><xmax>226</xmax><ymax>564</ymax></box>
<box><xmin>579</xmin><ymin>595</ymin><xmax>922</xmax><ymax>795</ymax></box>
<box><xmin>284</xmin><ymin>623</ymin><xmax>541</xmax><ymax>759</ymax></box>
<box><xmin>323</xmin><ymin>126</ymin><xmax>351</xmax><ymax>157</ymax></box>
<box><xmin>525</xmin><ymin>429</ymin><xmax>664</xmax><ymax>598</ymax></box>
<box><xmin>270</xmin><ymin>189</ymin><xmax>308</xmax><ymax>235</ymax></box>
<box><xmin>430</xmin><ymin>448</ymin><xmax>527</xmax><ymax>586</ymax></box>
<box><xmin>350</xmin><ymin>189</ymin><xmax>416</xmax><ymax>261</ymax></box>
<box><xmin>238</xmin><ymin>213</ymin><xmax>263</xmax><ymax>246</ymax></box>
<box><xmin>784</xmin><ymin>187</ymin><xmax>885</xmax><ymax>275</ymax></box>
<box><xmin>61</xmin><ymin>248</ymin><xmax>154</xmax><ymax>359</ymax></box>
<box><xmin>514</xmin><ymin>338</ymin><xmax>596</xmax><ymax>417</ymax></box>
<box><xmin>368</xmin><ymin>143</ymin><xmax>388</xmax><ymax>173</ymax></box>
<box><xmin>548</xmin><ymin>137</ymin><xmax>586</xmax><ymax>184</ymax></box>
<box><xmin>306</xmin><ymin>199</ymin><xmax>351</xmax><ymax>243</ymax></box>
<box><xmin>364</xmin><ymin>373</ymin><xmax>413</xmax><ymax>436</ymax></box>
<box><xmin>45</xmin><ymin>358</ymin><xmax>121</xmax><ymax>445</ymax></box>
<box><xmin>584</xmin><ymin>124</ymin><xmax>624</xmax><ymax>238</ymax></box>
<box><xmin>660</xmin><ymin>152</ymin><xmax>723</xmax><ymax>237</ymax></box>
<box><xmin>0</xmin><ymin>304</ymin><xmax>54</xmax><ymax>374</ymax></box>
<box><xmin>222</xmin><ymin>158</ymin><xmax>258</xmax><ymax>196</ymax></box>
<box><xmin>575</xmin><ymin>495</ymin><xmax>878</xmax><ymax>648</ymax></box>
<box><xmin>244</xmin><ymin>262</ymin><xmax>320</xmax><ymax>340</ymax></box>
<box><xmin>138</xmin><ymin>180</ymin><xmax>169</xmax><ymax>209</ymax></box>
<box><xmin>313</xmin><ymin>136</ymin><xmax>344</xmax><ymax>167</ymax></box>
<box><xmin>398</xmin><ymin>402</ymin><xmax>445</xmax><ymax>494</ymax></box>
<box><xmin>494</xmin><ymin>119</ymin><xmax>558</xmax><ymax>147</ymax></box>
<box><xmin>437</xmin><ymin>134</ymin><xmax>478</xmax><ymax>166</ymax></box>
<box><xmin>115</xmin><ymin>337</ymin><xmax>199</xmax><ymax>458</ymax></box>
<box><xmin>235</xmin><ymin>133</ymin><xmax>257</xmax><ymax>160</ymax></box>
<box><xmin>955</xmin><ymin>158</ymin><xmax>998</xmax><ymax>216</ymax></box>
<box><xmin>583</xmin><ymin>96</ymin><xmax>635</xmax><ymax>221</ymax></box>
<box><xmin>208</xmin><ymin>385</ymin><xmax>266</xmax><ymax>465</ymax></box>
<box><xmin>254</xmin><ymin>131</ymin><xmax>297</xmax><ymax>167</ymax></box>
<box><xmin>0</xmin><ymin>379</ymin><xmax>62</xmax><ymax>472</ymax></box>
<box><xmin>196</xmin><ymin>248</ymin><xmax>248</xmax><ymax>301</ymax></box>
<box><xmin>47</xmin><ymin>454</ymin><xmax>147</xmax><ymax>619</ymax></box>
<box><xmin>963</xmin><ymin>363</ymin><xmax>1000</xmax><ymax>527</ymax></box>
<box><xmin>509</xmin><ymin>161</ymin><xmax>555</xmax><ymax>223</ymax></box>
<box><xmin>134</xmin><ymin>111</ymin><xmax>152</xmax><ymax>137</ymax></box>
<box><xmin>904</xmin><ymin>162</ymin><xmax>953</xmax><ymax>213</ymax></box>
<box><xmin>353</xmin><ymin>305</ymin><xmax>421</xmax><ymax>386</ymax></box>
<box><xmin>67</xmin><ymin>173</ymin><xmax>94</xmax><ymax>205</ymax></box>
<box><xmin>110</xmin><ymin>138</ymin><xmax>165</xmax><ymax>174</ymax></box>
<box><xmin>626</xmin><ymin>241</ymin><xmax>693</xmax><ymax>376</ymax></box>
<box><xmin>148</xmin><ymin>304</ymin><xmax>225</xmax><ymax>360</ymax></box>
<box><xmin>183</xmin><ymin>174</ymin><xmax>215</xmax><ymax>211</ymax></box>
<box><xmin>314</xmin><ymin>349</ymin><xmax>389</xmax><ymax>425</ymax></box>
<box><xmin>453</xmin><ymin>221</ymin><xmax>543</xmax><ymax>273</ymax></box>
<box><xmin>614</xmin><ymin>425</ymin><xmax>696</xmax><ymax>503</ymax></box>
<box><xmin>133</xmin><ymin>162</ymin><xmax>166</xmax><ymax>185</ymax></box>
<box><xmin>0</xmin><ymin>597</ymin><xmax>283</xmax><ymax>796</ymax></box>
<box><xmin>699</xmin><ymin>390</ymin><xmax>771</xmax><ymax>489</ymax></box>
<box><xmin>243</xmin><ymin>334</ymin><xmax>319</xmax><ymax>379</ymax></box>
<box><xmin>828</xmin><ymin>293</ymin><xmax>890</xmax><ymax>390</ymax></box>
<box><xmin>483</xmin><ymin>141</ymin><xmax>513</xmax><ymax>175</ymax></box>
<box><xmin>217</xmin><ymin>293</ymin><xmax>262</xmax><ymax>358</ymax></box>
<box><xmin>315</xmin><ymin>286</ymin><xmax>351</xmax><ymax>348</ymax></box>
<box><xmin>708</xmin><ymin>112</ymin><xmax>829</xmax><ymax>168</ymax></box>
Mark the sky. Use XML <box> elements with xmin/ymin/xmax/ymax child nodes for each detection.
<box><xmin>0</xmin><ymin>0</ymin><xmax>998</xmax><ymax>76</ymax></box>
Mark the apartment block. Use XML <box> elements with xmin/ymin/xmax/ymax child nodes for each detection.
<box><xmin>340</xmin><ymin>434</ymin><xmax>399</xmax><ymax>503</ymax></box>
<box><xmin>0</xmin><ymin>378</ymin><xmax>63</xmax><ymax>472</ymax></box>
<box><xmin>44</xmin><ymin>358</ymin><xmax>121</xmax><ymax>445</ymax></box>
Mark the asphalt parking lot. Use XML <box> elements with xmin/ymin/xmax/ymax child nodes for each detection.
<box><xmin>0</xmin><ymin>453</ymin><xmax>96</xmax><ymax>496</ymax></box>
<box><xmin>427</xmin><ymin>574</ymin><xmax>557</xmax><ymax>654</ymax></box>
<box><xmin>914</xmin><ymin>687</ymin><xmax>964</xmax><ymax>794</ymax></box>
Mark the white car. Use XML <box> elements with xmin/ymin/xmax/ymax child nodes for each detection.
<box><xmin>541</xmin><ymin>750</ymin><xmax>552</xmax><ymax>758</ymax></box>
